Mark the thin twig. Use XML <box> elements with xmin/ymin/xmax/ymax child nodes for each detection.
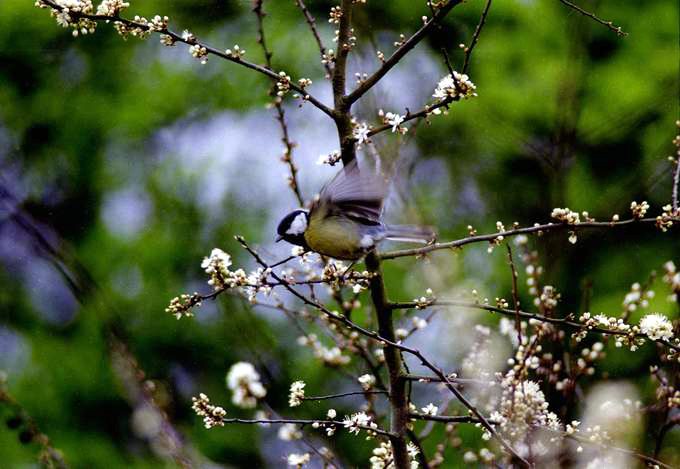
<box><xmin>295</xmin><ymin>0</ymin><xmax>333</xmax><ymax>77</ymax></box>
<box><xmin>366</xmin><ymin>94</ymin><xmax>459</xmax><ymax>138</ymax></box>
<box><xmin>253</xmin><ymin>0</ymin><xmax>305</xmax><ymax>206</ymax></box>
<box><xmin>389</xmin><ymin>299</ymin><xmax>680</xmax><ymax>353</ymax></box>
<box><xmin>562</xmin><ymin>433</ymin><xmax>672</xmax><ymax>469</ymax></box>
<box><xmin>379</xmin><ymin>216</ymin><xmax>679</xmax><ymax>260</ymax></box>
<box><xmin>672</xmin><ymin>160</ymin><xmax>680</xmax><ymax>214</ymax></box>
<box><xmin>303</xmin><ymin>390</ymin><xmax>388</xmax><ymax>401</ymax></box>
<box><xmin>221</xmin><ymin>417</ymin><xmax>396</xmax><ymax>438</ymax></box>
<box><xmin>506</xmin><ymin>244</ymin><xmax>523</xmax><ymax>346</ymax></box>
<box><xmin>557</xmin><ymin>0</ymin><xmax>627</xmax><ymax>36</ymax></box>
<box><xmin>409</xmin><ymin>413</ymin><xmax>485</xmax><ymax>424</ymax></box>
<box><xmin>461</xmin><ymin>0</ymin><xmax>493</xmax><ymax>74</ymax></box>
<box><xmin>37</xmin><ymin>0</ymin><xmax>335</xmax><ymax>118</ymax></box>
<box><xmin>345</xmin><ymin>0</ymin><xmax>463</xmax><ymax>105</ymax></box>
<box><xmin>0</xmin><ymin>382</ymin><xmax>69</xmax><ymax>469</ymax></box>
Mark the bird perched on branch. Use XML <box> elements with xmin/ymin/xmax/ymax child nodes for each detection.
<box><xmin>276</xmin><ymin>160</ymin><xmax>435</xmax><ymax>260</ymax></box>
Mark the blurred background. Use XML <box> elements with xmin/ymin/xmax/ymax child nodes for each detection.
<box><xmin>0</xmin><ymin>0</ymin><xmax>678</xmax><ymax>467</ymax></box>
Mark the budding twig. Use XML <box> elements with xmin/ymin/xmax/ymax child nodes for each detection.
<box><xmin>557</xmin><ymin>0</ymin><xmax>627</xmax><ymax>36</ymax></box>
<box><xmin>295</xmin><ymin>0</ymin><xmax>333</xmax><ymax>77</ymax></box>
<box><xmin>461</xmin><ymin>0</ymin><xmax>493</xmax><ymax>74</ymax></box>
<box><xmin>303</xmin><ymin>390</ymin><xmax>389</xmax><ymax>401</ymax></box>
<box><xmin>253</xmin><ymin>0</ymin><xmax>304</xmax><ymax>206</ymax></box>
<box><xmin>379</xmin><ymin>216</ymin><xmax>679</xmax><ymax>260</ymax></box>
<box><xmin>346</xmin><ymin>0</ymin><xmax>463</xmax><ymax>105</ymax></box>
<box><xmin>37</xmin><ymin>0</ymin><xmax>335</xmax><ymax>118</ymax></box>
<box><xmin>389</xmin><ymin>299</ymin><xmax>680</xmax><ymax>353</ymax></box>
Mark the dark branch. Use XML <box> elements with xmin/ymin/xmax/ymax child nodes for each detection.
<box><xmin>557</xmin><ymin>0</ymin><xmax>627</xmax><ymax>36</ymax></box>
<box><xmin>461</xmin><ymin>0</ymin><xmax>493</xmax><ymax>74</ymax></box>
<box><xmin>37</xmin><ymin>0</ymin><xmax>335</xmax><ymax>118</ymax></box>
<box><xmin>345</xmin><ymin>0</ymin><xmax>462</xmax><ymax>105</ymax></box>
<box><xmin>379</xmin><ymin>216</ymin><xmax>679</xmax><ymax>260</ymax></box>
<box><xmin>295</xmin><ymin>0</ymin><xmax>333</xmax><ymax>77</ymax></box>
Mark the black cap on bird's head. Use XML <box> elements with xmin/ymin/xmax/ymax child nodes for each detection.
<box><xmin>276</xmin><ymin>209</ymin><xmax>310</xmax><ymax>248</ymax></box>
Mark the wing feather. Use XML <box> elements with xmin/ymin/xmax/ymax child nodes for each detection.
<box><xmin>315</xmin><ymin>160</ymin><xmax>387</xmax><ymax>225</ymax></box>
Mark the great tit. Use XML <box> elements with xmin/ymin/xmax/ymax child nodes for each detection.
<box><xmin>276</xmin><ymin>160</ymin><xmax>435</xmax><ymax>260</ymax></box>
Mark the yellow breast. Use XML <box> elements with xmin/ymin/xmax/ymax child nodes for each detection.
<box><xmin>304</xmin><ymin>214</ymin><xmax>364</xmax><ymax>260</ymax></box>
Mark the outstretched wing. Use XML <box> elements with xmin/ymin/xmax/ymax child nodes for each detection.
<box><xmin>315</xmin><ymin>160</ymin><xmax>388</xmax><ymax>226</ymax></box>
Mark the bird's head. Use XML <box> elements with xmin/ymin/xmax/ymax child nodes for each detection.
<box><xmin>276</xmin><ymin>209</ymin><xmax>310</xmax><ymax>248</ymax></box>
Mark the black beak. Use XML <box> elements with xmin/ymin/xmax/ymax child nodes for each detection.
<box><xmin>275</xmin><ymin>235</ymin><xmax>283</xmax><ymax>242</ymax></box>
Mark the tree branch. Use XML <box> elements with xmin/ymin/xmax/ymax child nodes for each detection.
<box><xmin>461</xmin><ymin>0</ymin><xmax>493</xmax><ymax>74</ymax></box>
<box><xmin>389</xmin><ymin>299</ymin><xmax>680</xmax><ymax>352</ymax></box>
<box><xmin>557</xmin><ymin>0</ymin><xmax>627</xmax><ymax>36</ymax></box>
<box><xmin>37</xmin><ymin>0</ymin><xmax>335</xmax><ymax>118</ymax></box>
<box><xmin>253</xmin><ymin>0</ymin><xmax>305</xmax><ymax>206</ymax></box>
<box><xmin>303</xmin><ymin>390</ymin><xmax>388</xmax><ymax>401</ymax></box>
<box><xmin>379</xmin><ymin>216</ymin><xmax>679</xmax><ymax>260</ymax></box>
<box><xmin>345</xmin><ymin>0</ymin><xmax>462</xmax><ymax>106</ymax></box>
<box><xmin>295</xmin><ymin>0</ymin><xmax>333</xmax><ymax>78</ymax></box>
<box><xmin>365</xmin><ymin>252</ymin><xmax>411</xmax><ymax>469</ymax></box>
<box><xmin>220</xmin><ymin>417</ymin><xmax>396</xmax><ymax>438</ymax></box>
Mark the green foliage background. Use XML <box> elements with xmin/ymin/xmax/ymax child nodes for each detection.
<box><xmin>0</xmin><ymin>0</ymin><xmax>678</xmax><ymax>467</ymax></box>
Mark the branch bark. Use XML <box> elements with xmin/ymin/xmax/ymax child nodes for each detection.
<box><xmin>365</xmin><ymin>252</ymin><xmax>411</xmax><ymax>469</ymax></box>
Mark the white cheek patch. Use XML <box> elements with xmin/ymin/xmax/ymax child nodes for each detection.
<box><xmin>286</xmin><ymin>212</ymin><xmax>308</xmax><ymax>235</ymax></box>
<box><xmin>360</xmin><ymin>235</ymin><xmax>375</xmax><ymax>248</ymax></box>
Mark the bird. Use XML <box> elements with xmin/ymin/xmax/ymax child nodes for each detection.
<box><xmin>275</xmin><ymin>160</ymin><xmax>435</xmax><ymax>260</ymax></box>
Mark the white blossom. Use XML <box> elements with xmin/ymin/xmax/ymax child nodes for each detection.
<box><xmin>96</xmin><ymin>0</ymin><xmax>128</xmax><ymax>16</ymax></box>
<box><xmin>421</xmin><ymin>403</ymin><xmax>438</xmax><ymax>416</ymax></box>
<box><xmin>353</xmin><ymin>121</ymin><xmax>370</xmax><ymax>145</ymax></box>
<box><xmin>433</xmin><ymin>72</ymin><xmax>477</xmax><ymax>101</ymax></box>
<box><xmin>191</xmin><ymin>393</ymin><xmax>226</xmax><ymax>429</ymax></box>
<box><xmin>639</xmin><ymin>314</ymin><xmax>674</xmax><ymax>340</ymax></box>
<box><xmin>278</xmin><ymin>423</ymin><xmax>302</xmax><ymax>441</ymax></box>
<box><xmin>385</xmin><ymin>112</ymin><xmax>405</xmax><ymax>133</ymax></box>
<box><xmin>287</xmin><ymin>453</ymin><xmax>310</xmax><ymax>467</ymax></box>
<box><xmin>226</xmin><ymin>362</ymin><xmax>266</xmax><ymax>408</ymax></box>
<box><xmin>342</xmin><ymin>411</ymin><xmax>374</xmax><ymax>435</ymax></box>
<box><xmin>358</xmin><ymin>373</ymin><xmax>376</xmax><ymax>390</ymax></box>
<box><xmin>288</xmin><ymin>380</ymin><xmax>306</xmax><ymax>407</ymax></box>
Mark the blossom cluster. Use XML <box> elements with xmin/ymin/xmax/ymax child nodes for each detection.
<box><xmin>656</xmin><ymin>204</ymin><xmax>675</xmax><ymax>231</ymax></box>
<box><xmin>432</xmin><ymin>72</ymin><xmax>477</xmax><ymax>101</ymax></box>
<box><xmin>317</xmin><ymin>150</ymin><xmax>342</xmax><ymax>166</ymax></box>
<box><xmin>639</xmin><ymin>313</ymin><xmax>674</xmax><ymax>341</ymax></box>
<box><xmin>226</xmin><ymin>362</ymin><xmax>267</xmax><ymax>408</ymax></box>
<box><xmin>575</xmin><ymin>312</ymin><xmax>642</xmax><ymax>349</ymax></box>
<box><xmin>36</xmin><ymin>0</ymin><xmax>97</xmax><ymax>36</ymax></box>
<box><xmin>198</xmin><ymin>248</ymin><xmax>273</xmax><ymax>301</ymax></box>
<box><xmin>288</xmin><ymin>381</ymin><xmax>305</xmax><ymax>407</ymax></box>
<box><xmin>165</xmin><ymin>292</ymin><xmax>201</xmax><ymax>320</ymax></box>
<box><xmin>630</xmin><ymin>200</ymin><xmax>649</xmax><ymax>219</ymax></box>
<box><xmin>370</xmin><ymin>440</ymin><xmax>420</xmax><ymax>469</ymax></box>
<box><xmin>551</xmin><ymin>207</ymin><xmax>581</xmax><ymax>224</ymax></box>
<box><xmin>379</xmin><ymin>110</ymin><xmax>407</xmax><ymax>134</ymax></box>
<box><xmin>96</xmin><ymin>0</ymin><xmax>128</xmax><ymax>16</ymax></box>
<box><xmin>342</xmin><ymin>411</ymin><xmax>378</xmax><ymax>436</ymax></box>
<box><xmin>663</xmin><ymin>261</ymin><xmax>680</xmax><ymax>300</ymax></box>
<box><xmin>191</xmin><ymin>393</ymin><xmax>226</xmax><ymax>429</ymax></box>
<box><xmin>486</xmin><ymin>373</ymin><xmax>562</xmax><ymax>451</ymax></box>
<box><xmin>297</xmin><ymin>333</ymin><xmax>351</xmax><ymax>366</ymax></box>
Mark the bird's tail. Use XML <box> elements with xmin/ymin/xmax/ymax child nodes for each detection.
<box><xmin>384</xmin><ymin>224</ymin><xmax>436</xmax><ymax>244</ymax></box>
